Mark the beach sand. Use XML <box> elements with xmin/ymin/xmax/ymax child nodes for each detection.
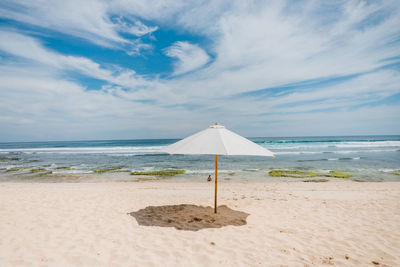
<box><xmin>0</xmin><ymin>180</ymin><xmax>399</xmax><ymax>266</ymax></box>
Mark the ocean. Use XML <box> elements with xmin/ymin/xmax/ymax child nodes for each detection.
<box><xmin>0</xmin><ymin>135</ymin><xmax>399</xmax><ymax>182</ymax></box>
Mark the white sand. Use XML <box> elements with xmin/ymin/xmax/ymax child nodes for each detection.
<box><xmin>0</xmin><ymin>180</ymin><xmax>399</xmax><ymax>266</ymax></box>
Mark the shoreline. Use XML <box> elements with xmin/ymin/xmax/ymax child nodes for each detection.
<box><xmin>1</xmin><ymin>180</ymin><xmax>399</xmax><ymax>266</ymax></box>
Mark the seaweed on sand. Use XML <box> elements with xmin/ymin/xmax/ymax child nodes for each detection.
<box><xmin>134</xmin><ymin>177</ymin><xmax>161</xmax><ymax>182</ymax></box>
<box><xmin>131</xmin><ymin>169</ymin><xmax>185</xmax><ymax>176</ymax></box>
<box><xmin>303</xmin><ymin>179</ymin><xmax>329</xmax><ymax>183</ymax></box>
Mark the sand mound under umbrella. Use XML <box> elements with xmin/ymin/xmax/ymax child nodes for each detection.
<box><xmin>129</xmin><ymin>204</ymin><xmax>249</xmax><ymax>231</ymax></box>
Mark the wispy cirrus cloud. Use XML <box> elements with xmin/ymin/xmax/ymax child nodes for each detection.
<box><xmin>114</xmin><ymin>17</ymin><xmax>158</xmax><ymax>37</ymax></box>
<box><xmin>0</xmin><ymin>30</ymin><xmax>153</xmax><ymax>89</ymax></box>
<box><xmin>164</xmin><ymin>41</ymin><xmax>210</xmax><ymax>75</ymax></box>
<box><xmin>0</xmin><ymin>0</ymin><xmax>158</xmax><ymax>54</ymax></box>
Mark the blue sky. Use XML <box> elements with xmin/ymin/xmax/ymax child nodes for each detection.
<box><xmin>0</xmin><ymin>0</ymin><xmax>399</xmax><ymax>141</ymax></box>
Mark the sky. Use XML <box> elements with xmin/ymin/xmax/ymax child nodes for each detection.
<box><xmin>0</xmin><ymin>0</ymin><xmax>399</xmax><ymax>141</ymax></box>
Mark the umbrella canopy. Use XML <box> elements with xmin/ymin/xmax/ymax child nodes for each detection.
<box><xmin>161</xmin><ymin>123</ymin><xmax>275</xmax><ymax>213</ymax></box>
<box><xmin>162</xmin><ymin>124</ymin><xmax>275</xmax><ymax>156</ymax></box>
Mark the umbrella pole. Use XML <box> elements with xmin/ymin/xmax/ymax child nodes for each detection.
<box><xmin>214</xmin><ymin>154</ymin><xmax>218</xmax><ymax>213</ymax></box>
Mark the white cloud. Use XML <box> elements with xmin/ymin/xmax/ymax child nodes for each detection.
<box><xmin>164</xmin><ymin>41</ymin><xmax>210</xmax><ymax>75</ymax></box>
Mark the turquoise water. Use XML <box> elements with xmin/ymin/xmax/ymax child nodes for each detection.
<box><xmin>0</xmin><ymin>136</ymin><xmax>399</xmax><ymax>182</ymax></box>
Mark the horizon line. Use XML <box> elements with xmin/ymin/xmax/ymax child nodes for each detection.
<box><xmin>0</xmin><ymin>134</ymin><xmax>399</xmax><ymax>144</ymax></box>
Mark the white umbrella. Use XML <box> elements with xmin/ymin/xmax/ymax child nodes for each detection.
<box><xmin>161</xmin><ymin>123</ymin><xmax>275</xmax><ymax>213</ymax></box>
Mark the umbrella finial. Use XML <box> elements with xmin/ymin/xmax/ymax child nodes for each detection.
<box><xmin>210</xmin><ymin>123</ymin><xmax>225</xmax><ymax>129</ymax></box>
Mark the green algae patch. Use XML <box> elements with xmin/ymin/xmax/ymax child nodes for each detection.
<box><xmin>268</xmin><ymin>170</ymin><xmax>318</xmax><ymax>178</ymax></box>
<box><xmin>30</xmin><ymin>168</ymin><xmax>47</xmax><ymax>173</ymax></box>
<box><xmin>5</xmin><ymin>167</ymin><xmax>30</xmax><ymax>172</ymax></box>
<box><xmin>93</xmin><ymin>166</ymin><xmax>126</xmax><ymax>173</ymax></box>
<box><xmin>0</xmin><ymin>157</ymin><xmax>20</xmax><ymax>162</ymax></box>
<box><xmin>131</xmin><ymin>169</ymin><xmax>185</xmax><ymax>176</ymax></box>
<box><xmin>326</xmin><ymin>170</ymin><xmax>353</xmax><ymax>178</ymax></box>
<box><xmin>55</xmin><ymin>167</ymin><xmax>74</xmax><ymax>170</ymax></box>
<box><xmin>6</xmin><ymin>168</ymin><xmax>20</xmax><ymax>172</ymax></box>
<box><xmin>269</xmin><ymin>169</ymin><xmax>353</xmax><ymax>179</ymax></box>
<box><xmin>393</xmin><ymin>172</ymin><xmax>400</xmax><ymax>176</ymax></box>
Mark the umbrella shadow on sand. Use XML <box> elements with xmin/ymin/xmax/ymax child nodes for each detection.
<box><xmin>129</xmin><ymin>204</ymin><xmax>249</xmax><ymax>231</ymax></box>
